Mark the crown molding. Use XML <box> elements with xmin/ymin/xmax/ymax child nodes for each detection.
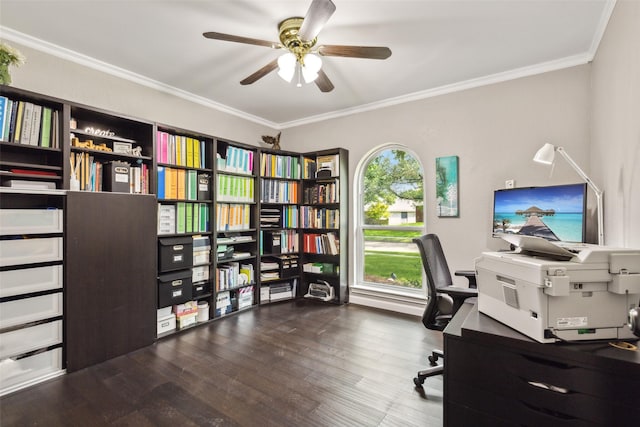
<box><xmin>278</xmin><ymin>52</ymin><xmax>594</xmax><ymax>129</ymax></box>
<box><xmin>588</xmin><ymin>0</ymin><xmax>617</xmax><ymax>57</ymax></box>
<box><xmin>3</xmin><ymin>0</ymin><xmax>614</xmax><ymax>132</ymax></box>
<box><xmin>1</xmin><ymin>26</ymin><xmax>279</xmax><ymax>129</ymax></box>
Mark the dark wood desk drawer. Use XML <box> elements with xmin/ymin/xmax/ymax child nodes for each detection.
<box><xmin>446</xmin><ymin>339</ymin><xmax>640</xmax><ymax>424</ymax></box>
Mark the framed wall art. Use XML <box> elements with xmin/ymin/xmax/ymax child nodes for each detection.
<box><xmin>435</xmin><ymin>155</ymin><xmax>459</xmax><ymax>217</ymax></box>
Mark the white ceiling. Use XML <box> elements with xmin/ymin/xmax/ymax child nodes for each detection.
<box><xmin>1</xmin><ymin>0</ymin><xmax>613</xmax><ymax>128</ymax></box>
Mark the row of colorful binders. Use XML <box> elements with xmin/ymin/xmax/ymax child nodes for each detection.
<box><xmin>260</xmin><ymin>152</ymin><xmax>301</xmax><ymax>179</ymax></box>
<box><xmin>216</xmin><ymin>174</ymin><xmax>254</xmax><ymax>203</ymax></box>
<box><xmin>157</xmin><ymin>202</ymin><xmax>210</xmax><ymax>235</ymax></box>
<box><xmin>217</xmin><ymin>145</ymin><xmax>254</xmax><ymax>175</ymax></box>
<box><xmin>0</xmin><ymin>96</ymin><xmax>60</xmax><ymax>148</ymax></box>
<box><xmin>157</xmin><ymin>166</ymin><xmax>210</xmax><ymax>200</ymax></box>
<box><xmin>156</xmin><ymin>131</ymin><xmax>206</xmax><ymax>168</ymax></box>
<box><xmin>260</xmin><ymin>179</ymin><xmax>300</xmax><ymax>204</ymax></box>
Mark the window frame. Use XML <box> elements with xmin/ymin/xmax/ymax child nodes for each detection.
<box><xmin>353</xmin><ymin>144</ymin><xmax>426</xmax><ymax>297</ymax></box>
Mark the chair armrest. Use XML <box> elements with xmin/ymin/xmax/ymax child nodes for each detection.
<box><xmin>440</xmin><ymin>286</ymin><xmax>478</xmax><ymax>314</ymax></box>
<box><xmin>440</xmin><ymin>286</ymin><xmax>477</xmax><ymax>299</ymax></box>
<box><xmin>455</xmin><ymin>270</ymin><xmax>477</xmax><ymax>289</ymax></box>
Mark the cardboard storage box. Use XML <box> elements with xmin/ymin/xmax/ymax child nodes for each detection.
<box><xmin>157</xmin><ymin>270</ymin><xmax>192</xmax><ymax>307</ymax></box>
<box><xmin>158</xmin><ymin>237</ymin><xmax>193</xmax><ymax>272</ymax></box>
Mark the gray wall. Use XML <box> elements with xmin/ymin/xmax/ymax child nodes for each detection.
<box><xmin>282</xmin><ymin>66</ymin><xmax>592</xmax><ymax>285</ymax></box>
<box><xmin>10</xmin><ymin>44</ymin><xmax>275</xmax><ymax>144</ymax></box>
<box><xmin>590</xmin><ymin>0</ymin><xmax>640</xmax><ymax>249</ymax></box>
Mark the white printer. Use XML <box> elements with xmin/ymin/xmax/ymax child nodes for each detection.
<box><xmin>476</xmin><ymin>234</ymin><xmax>640</xmax><ymax>343</ymax></box>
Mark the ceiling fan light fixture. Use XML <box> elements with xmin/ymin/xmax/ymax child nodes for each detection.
<box><xmin>301</xmin><ymin>53</ymin><xmax>322</xmax><ymax>83</ymax></box>
<box><xmin>277</xmin><ymin>52</ymin><xmax>296</xmax><ymax>82</ymax></box>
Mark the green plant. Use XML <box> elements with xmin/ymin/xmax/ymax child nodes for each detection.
<box><xmin>0</xmin><ymin>42</ymin><xmax>25</xmax><ymax>85</ymax></box>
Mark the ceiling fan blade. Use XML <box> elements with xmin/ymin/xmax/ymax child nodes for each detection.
<box><xmin>203</xmin><ymin>32</ymin><xmax>279</xmax><ymax>49</ymax></box>
<box><xmin>298</xmin><ymin>0</ymin><xmax>336</xmax><ymax>42</ymax></box>
<box><xmin>240</xmin><ymin>59</ymin><xmax>279</xmax><ymax>85</ymax></box>
<box><xmin>318</xmin><ymin>45</ymin><xmax>392</xmax><ymax>60</ymax></box>
<box><xmin>315</xmin><ymin>69</ymin><xmax>334</xmax><ymax>92</ymax></box>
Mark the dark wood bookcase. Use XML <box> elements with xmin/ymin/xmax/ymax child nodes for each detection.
<box><xmin>299</xmin><ymin>148</ymin><xmax>349</xmax><ymax>304</ymax></box>
<box><xmin>0</xmin><ymin>86</ymin><xmax>350</xmax><ymax>391</ymax></box>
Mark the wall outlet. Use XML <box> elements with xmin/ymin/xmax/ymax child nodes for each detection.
<box><xmin>505</xmin><ymin>179</ymin><xmax>515</xmax><ymax>189</ymax></box>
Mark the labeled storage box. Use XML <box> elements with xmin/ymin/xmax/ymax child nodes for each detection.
<box><xmin>215</xmin><ymin>291</ymin><xmax>232</xmax><ymax>316</ymax></box>
<box><xmin>192</xmin><ymin>282</ymin><xmax>211</xmax><ymax>298</ymax></box>
<box><xmin>158</xmin><ymin>270</ymin><xmax>192</xmax><ymax>307</ymax></box>
<box><xmin>260</xmin><ymin>286</ymin><xmax>270</xmax><ymax>304</ymax></box>
<box><xmin>156</xmin><ymin>313</ymin><xmax>176</xmax><ymax>335</ymax></box>
<box><xmin>176</xmin><ymin>312</ymin><xmax>197</xmax><ymax>329</ymax></box>
<box><xmin>158</xmin><ymin>237</ymin><xmax>193</xmax><ymax>272</ymax></box>
<box><xmin>103</xmin><ymin>161</ymin><xmax>130</xmax><ymax>193</ymax></box>
<box><xmin>192</xmin><ymin>265</ymin><xmax>210</xmax><ymax>283</ymax></box>
<box><xmin>197</xmin><ymin>173</ymin><xmax>211</xmax><ymax>200</ymax></box>
<box><xmin>238</xmin><ymin>286</ymin><xmax>254</xmax><ymax>310</ymax></box>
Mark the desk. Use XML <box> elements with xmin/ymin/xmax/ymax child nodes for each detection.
<box><xmin>443</xmin><ymin>303</ymin><xmax>640</xmax><ymax>426</ymax></box>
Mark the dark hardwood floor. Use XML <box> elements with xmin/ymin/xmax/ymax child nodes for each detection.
<box><xmin>0</xmin><ymin>301</ymin><xmax>444</xmax><ymax>426</ymax></box>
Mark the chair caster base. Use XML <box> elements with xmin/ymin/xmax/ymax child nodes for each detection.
<box><xmin>413</xmin><ymin>376</ymin><xmax>425</xmax><ymax>387</ymax></box>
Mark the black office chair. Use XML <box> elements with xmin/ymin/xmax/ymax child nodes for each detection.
<box><xmin>413</xmin><ymin>233</ymin><xmax>478</xmax><ymax>388</ymax></box>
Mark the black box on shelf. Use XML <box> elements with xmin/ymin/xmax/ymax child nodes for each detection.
<box><xmin>197</xmin><ymin>173</ymin><xmax>211</xmax><ymax>200</ymax></box>
<box><xmin>158</xmin><ymin>269</ymin><xmax>192</xmax><ymax>307</ymax></box>
<box><xmin>262</xmin><ymin>231</ymin><xmax>281</xmax><ymax>254</ymax></box>
<box><xmin>159</xmin><ymin>236</ymin><xmax>193</xmax><ymax>272</ymax></box>
<box><xmin>192</xmin><ymin>281</ymin><xmax>212</xmax><ymax>298</ymax></box>
<box><xmin>103</xmin><ymin>161</ymin><xmax>130</xmax><ymax>193</ymax></box>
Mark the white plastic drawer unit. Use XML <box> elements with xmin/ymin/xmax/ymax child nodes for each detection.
<box><xmin>0</xmin><ymin>237</ymin><xmax>63</xmax><ymax>267</ymax></box>
<box><xmin>0</xmin><ymin>293</ymin><xmax>63</xmax><ymax>330</ymax></box>
<box><xmin>0</xmin><ymin>348</ymin><xmax>62</xmax><ymax>396</ymax></box>
<box><xmin>0</xmin><ymin>265</ymin><xmax>63</xmax><ymax>298</ymax></box>
<box><xmin>0</xmin><ymin>209</ymin><xmax>63</xmax><ymax>235</ymax></box>
<box><xmin>0</xmin><ymin>320</ymin><xmax>63</xmax><ymax>359</ymax></box>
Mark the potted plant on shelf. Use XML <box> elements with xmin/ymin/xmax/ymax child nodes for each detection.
<box><xmin>0</xmin><ymin>42</ymin><xmax>25</xmax><ymax>86</ymax></box>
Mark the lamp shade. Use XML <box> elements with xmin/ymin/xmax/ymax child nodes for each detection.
<box><xmin>533</xmin><ymin>143</ymin><xmax>556</xmax><ymax>165</ymax></box>
<box><xmin>301</xmin><ymin>53</ymin><xmax>322</xmax><ymax>83</ymax></box>
<box><xmin>277</xmin><ymin>53</ymin><xmax>296</xmax><ymax>83</ymax></box>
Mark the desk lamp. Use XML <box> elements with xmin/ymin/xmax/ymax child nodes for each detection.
<box><xmin>533</xmin><ymin>143</ymin><xmax>604</xmax><ymax>245</ymax></box>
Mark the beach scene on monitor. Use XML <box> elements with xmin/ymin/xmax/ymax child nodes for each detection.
<box><xmin>493</xmin><ymin>184</ymin><xmax>586</xmax><ymax>242</ymax></box>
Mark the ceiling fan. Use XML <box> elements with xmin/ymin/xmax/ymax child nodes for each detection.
<box><xmin>203</xmin><ymin>0</ymin><xmax>391</xmax><ymax>92</ymax></box>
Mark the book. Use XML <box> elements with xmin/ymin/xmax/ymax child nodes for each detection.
<box><xmin>0</xmin><ymin>96</ymin><xmax>7</xmax><ymax>140</ymax></box>
<box><xmin>19</xmin><ymin>102</ymin><xmax>34</xmax><ymax>145</ymax></box>
<box><xmin>29</xmin><ymin>104</ymin><xmax>42</xmax><ymax>146</ymax></box>
<box><xmin>13</xmin><ymin>101</ymin><xmax>25</xmax><ymax>143</ymax></box>
<box><xmin>40</xmin><ymin>107</ymin><xmax>52</xmax><ymax>148</ymax></box>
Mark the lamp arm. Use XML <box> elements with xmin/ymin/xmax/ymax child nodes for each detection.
<box><xmin>556</xmin><ymin>147</ymin><xmax>604</xmax><ymax>245</ymax></box>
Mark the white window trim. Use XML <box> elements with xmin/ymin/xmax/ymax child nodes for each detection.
<box><xmin>352</xmin><ymin>143</ymin><xmax>427</xmax><ymax>310</ymax></box>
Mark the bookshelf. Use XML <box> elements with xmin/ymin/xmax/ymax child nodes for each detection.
<box><xmin>1</xmin><ymin>86</ymin><xmax>350</xmax><ymax>390</ymax></box>
<box><xmin>258</xmin><ymin>149</ymin><xmax>302</xmax><ymax>304</ymax></box>
<box><xmin>213</xmin><ymin>139</ymin><xmax>258</xmax><ymax>318</ymax></box>
<box><xmin>0</xmin><ymin>86</ymin><xmax>66</xmax><ymax>190</ymax></box>
<box><xmin>299</xmin><ymin>149</ymin><xmax>349</xmax><ymax>304</ymax></box>
<box><xmin>155</xmin><ymin>125</ymin><xmax>214</xmax><ymax>336</ymax></box>
<box><xmin>68</xmin><ymin>104</ymin><xmax>154</xmax><ymax>193</ymax></box>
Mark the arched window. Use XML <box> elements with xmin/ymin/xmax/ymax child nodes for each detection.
<box><xmin>355</xmin><ymin>145</ymin><xmax>425</xmax><ymax>294</ymax></box>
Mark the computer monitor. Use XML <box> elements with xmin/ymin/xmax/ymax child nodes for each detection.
<box><xmin>492</xmin><ymin>183</ymin><xmax>587</xmax><ymax>243</ymax></box>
